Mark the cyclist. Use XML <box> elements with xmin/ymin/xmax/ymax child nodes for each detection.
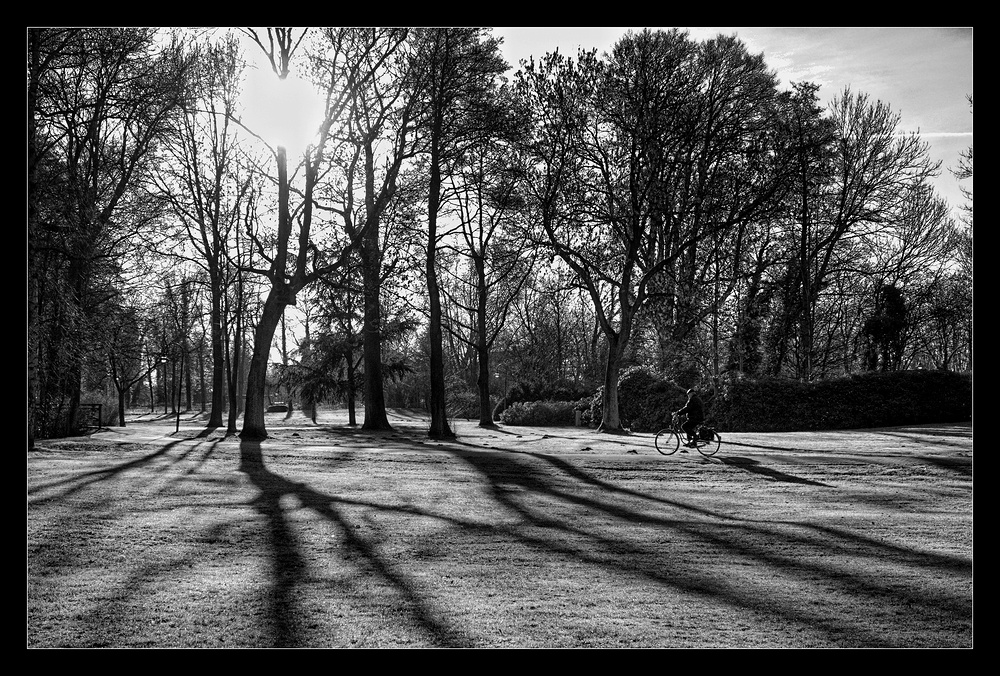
<box><xmin>674</xmin><ymin>388</ymin><xmax>705</xmax><ymax>449</ymax></box>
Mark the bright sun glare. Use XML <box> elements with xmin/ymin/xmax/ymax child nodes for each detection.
<box><xmin>240</xmin><ymin>65</ymin><xmax>326</xmax><ymax>159</ymax></box>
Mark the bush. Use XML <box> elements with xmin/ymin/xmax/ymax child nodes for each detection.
<box><xmin>499</xmin><ymin>399</ymin><xmax>590</xmax><ymax>427</ymax></box>
<box><xmin>448</xmin><ymin>389</ymin><xmax>486</xmax><ymax>419</ymax></box>
<box><xmin>493</xmin><ymin>379</ymin><xmax>594</xmax><ymax>420</ymax></box>
<box><xmin>589</xmin><ymin>366</ymin><xmax>688</xmax><ymax>432</ymax></box>
<box><xmin>713</xmin><ymin>369</ymin><xmax>972</xmax><ymax>432</ymax></box>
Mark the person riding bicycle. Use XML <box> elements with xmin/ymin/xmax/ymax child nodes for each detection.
<box><xmin>674</xmin><ymin>388</ymin><xmax>705</xmax><ymax>448</ymax></box>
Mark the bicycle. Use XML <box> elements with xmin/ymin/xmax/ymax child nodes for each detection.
<box><xmin>654</xmin><ymin>413</ymin><xmax>722</xmax><ymax>457</ymax></box>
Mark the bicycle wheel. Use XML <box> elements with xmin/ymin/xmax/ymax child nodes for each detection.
<box><xmin>697</xmin><ymin>431</ymin><xmax>721</xmax><ymax>457</ymax></box>
<box><xmin>654</xmin><ymin>428</ymin><xmax>681</xmax><ymax>455</ymax></box>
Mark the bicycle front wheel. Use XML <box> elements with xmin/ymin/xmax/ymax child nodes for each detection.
<box><xmin>697</xmin><ymin>432</ymin><xmax>721</xmax><ymax>457</ymax></box>
<box><xmin>654</xmin><ymin>428</ymin><xmax>681</xmax><ymax>455</ymax></box>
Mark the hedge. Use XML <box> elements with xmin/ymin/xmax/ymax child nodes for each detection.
<box><xmin>499</xmin><ymin>399</ymin><xmax>591</xmax><ymax>427</ymax></box>
<box><xmin>497</xmin><ymin>368</ymin><xmax>971</xmax><ymax>433</ymax></box>
<box><xmin>713</xmin><ymin>369</ymin><xmax>972</xmax><ymax>432</ymax></box>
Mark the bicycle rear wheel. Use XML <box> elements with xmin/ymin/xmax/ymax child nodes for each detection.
<box><xmin>654</xmin><ymin>428</ymin><xmax>681</xmax><ymax>455</ymax></box>
<box><xmin>697</xmin><ymin>432</ymin><xmax>721</xmax><ymax>457</ymax></box>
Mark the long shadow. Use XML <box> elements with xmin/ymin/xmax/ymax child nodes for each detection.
<box><xmin>196</xmin><ymin>424</ymin><xmax>222</xmax><ymax>439</ymax></box>
<box><xmin>719</xmin><ymin>456</ymin><xmax>832</xmax><ymax>486</ymax></box>
<box><xmin>524</xmin><ymin>450</ymin><xmax>967</xmax><ymax>571</ymax></box>
<box><xmin>237</xmin><ymin>441</ymin><xmax>472</xmax><ymax>648</ymax></box>
<box><xmin>882</xmin><ymin>424</ymin><xmax>972</xmax><ymax>440</ymax></box>
<box><xmin>28</xmin><ymin>436</ymin><xmax>197</xmax><ymax>504</ymax></box>
<box><xmin>30</xmin><ymin>426</ymin><xmax>971</xmax><ymax>647</ymax></box>
<box><xmin>915</xmin><ymin>455</ymin><xmax>972</xmax><ymax>476</ymax></box>
<box><xmin>440</xmin><ymin>445</ymin><xmax>970</xmax><ymax>646</ymax></box>
<box><xmin>721</xmin><ymin>440</ymin><xmax>819</xmax><ymax>453</ymax></box>
<box><xmin>237</xmin><ymin>443</ymin><xmax>308</xmax><ymax>648</ymax></box>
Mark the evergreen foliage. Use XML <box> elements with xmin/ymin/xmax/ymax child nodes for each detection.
<box><xmin>714</xmin><ymin>369</ymin><xmax>971</xmax><ymax>432</ymax></box>
<box><xmin>588</xmin><ymin>366</ymin><xmax>688</xmax><ymax>432</ymax></box>
<box><xmin>499</xmin><ymin>399</ymin><xmax>589</xmax><ymax>426</ymax></box>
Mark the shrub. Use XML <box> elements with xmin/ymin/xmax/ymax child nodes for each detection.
<box><xmin>589</xmin><ymin>366</ymin><xmax>688</xmax><ymax>432</ymax></box>
<box><xmin>448</xmin><ymin>389</ymin><xmax>485</xmax><ymax>419</ymax></box>
<box><xmin>494</xmin><ymin>379</ymin><xmax>594</xmax><ymax>420</ymax></box>
<box><xmin>499</xmin><ymin>399</ymin><xmax>590</xmax><ymax>427</ymax></box>
<box><xmin>713</xmin><ymin>369</ymin><xmax>971</xmax><ymax>432</ymax></box>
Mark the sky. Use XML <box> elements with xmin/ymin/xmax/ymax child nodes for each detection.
<box><xmin>493</xmin><ymin>26</ymin><xmax>973</xmax><ymax>221</ymax></box>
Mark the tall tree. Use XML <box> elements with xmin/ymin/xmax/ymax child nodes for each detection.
<box><xmin>306</xmin><ymin>27</ymin><xmax>420</xmax><ymax>431</ymax></box>
<box><xmin>763</xmin><ymin>81</ymin><xmax>837</xmax><ymax>377</ymax></box>
<box><xmin>104</xmin><ymin>302</ymin><xmax>163</xmax><ymax>426</ymax></box>
<box><xmin>644</xmin><ymin>34</ymin><xmax>794</xmax><ymax>388</ymax></box>
<box><xmin>237</xmin><ymin>27</ymin><xmax>411</xmax><ymax>439</ymax></box>
<box><xmin>442</xmin><ymin>134</ymin><xmax>535</xmax><ymax>426</ymax></box>
<box><xmin>517</xmin><ymin>30</ymin><xmax>788</xmax><ymax>430</ymax></box>
<box><xmin>154</xmin><ymin>34</ymin><xmax>252</xmax><ymax>429</ymax></box>
<box><xmin>408</xmin><ymin>27</ymin><xmax>508</xmax><ymax>437</ymax></box>
<box><xmin>772</xmin><ymin>87</ymin><xmax>940</xmax><ymax>380</ymax></box>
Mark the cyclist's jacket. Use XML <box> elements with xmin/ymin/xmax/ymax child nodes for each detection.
<box><xmin>677</xmin><ymin>394</ymin><xmax>704</xmax><ymax>423</ymax></box>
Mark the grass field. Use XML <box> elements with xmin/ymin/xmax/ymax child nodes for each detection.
<box><xmin>27</xmin><ymin>409</ymin><xmax>973</xmax><ymax>648</ymax></box>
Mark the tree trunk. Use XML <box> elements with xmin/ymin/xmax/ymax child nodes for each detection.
<box><xmin>427</xmin><ymin>275</ymin><xmax>452</xmax><ymax>438</ymax></box>
<box><xmin>207</xmin><ymin>283</ymin><xmax>225</xmax><ymax>426</ymax></box>
<box><xmin>347</xmin><ymin>350</ymin><xmax>358</xmax><ymax>426</ymax></box>
<box><xmin>360</xmin><ymin>236</ymin><xmax>392</xmax><ymax>430</ymax></box>
<box><xmin>475</xmin><ymin>257</ymin><xmax>493</xmax><ymax>427</ymax></box>
<box><xmin>477</xmin><ymin>340</ymin><xmax>492</xmax><ymax>427</ymax></box>
<box><xmin>240</xmin><ymin>289</ymin><xmax>289</xmax><ymax>440</ymax></box>
<box><xmin>184</xmin><ymin>342</ymin><xmax>192</xmax><ymax>411</ymax></box>
<box><xmin>197</xmin><ymin>339</ymin><xmax>206</xmax><ymax>413</ymax></box>
<box><xmin>226</xmin><ymin>347</ymin><xmax>241</xmax><ymax>435</ymax></box>
<box><xmin>426</xmin><ymin>134</ymin><xmax>453</xmax><ymax>439</ymax></box>
<box><xmin>162</xmin><ymin>360</ymin><xmax>169</xmax><ymax>415</ymax></box>
<box><xmin>598</xmin><ymin>334</ymin><xmax>624</xmax><ymax>432</ymax></box>
<box><xmin>148</xmin><ymin>368</ymin><xmax>155</xmax><ymax>414</ymax></box>
<box><xmin>118</xmin><ymin>388</ymin><xmax>127</xmax><ymax>427</ymax></box>
<box><xmin>226</xmin><ymin>266</ymin><xmax>245</xmax><ymax>436</ymax></box>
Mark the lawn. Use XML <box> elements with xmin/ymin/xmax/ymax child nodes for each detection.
<box><xmin>27</xmin><ymin>409</ymin><xmax>973</xmax><ymax>648</ymax></box>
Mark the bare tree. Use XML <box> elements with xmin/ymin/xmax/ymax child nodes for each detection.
<box><xmin>517</xmin><ymin>30</ymin><xmax>789</xmax><ymax>431</ymax></box>
<box><xmin>310</xmin><ymin>27</ymin><xmax>419</xmax><ymax>431</ymax></box>
<box><xmin>949</xmin><ymin>95</ymin><xmax>973</xmax><ymax>228</ymax></box>
<box><xmin>407</xmin><ymin>28</ymin><xmax>509</xmax><ymax>437</ymax></box>
<box><xmin>238</xmin><ymin>27</ymin><xmax>415</xmax><ymax>438</ymax></box>
<box><xmin>774</xmin><ymin>87</ymin><xmax>941</xmax><ymax>380</ymax></box>
<box><xmin>154</xmin><ymin>33</ymin><xmax>254</xmax><ymax>429</ymax></box>
<box><xmin>441</xmin><ymin>137</ymin><xmax>535</xmax><ymax>427</ymax></box>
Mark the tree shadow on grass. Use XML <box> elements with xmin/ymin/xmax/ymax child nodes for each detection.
<box><xmin>916</xmin><ymin>455</ymin><xmax>972</xmax><ymax>475</ymax></box>
<box><xmin>28</xmin><ymin>436</ymin><xmax>214</xmax><ymax>505</ymax></box>
<box><xmin>237</xmin><ymin>440</ymin><xmax>472</xmax><ymax>648</ymax></box>
<box><xmin>442</xmin><ymin>446</ymin><xmax>970</xmax><ymax>647</ymax></box>
<box><xmin>719</xmin><ymin>456</ymin><xmax>832</xmax><ymax>486</ymax></box>
<box><xmin>882</xmin><ymin>423</ymin><xmax>972</xmax><ymax>440</ymax></box>
<box><xmin>721</xmin><ymin>439</ymin><xmax>819</xmax><ymax>453</ymax></box>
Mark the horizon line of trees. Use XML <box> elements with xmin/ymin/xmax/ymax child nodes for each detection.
<box><xmin>28</xmin><ymin>27</ymin><xmax>973</xmax><ymax>448</ymax></box>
